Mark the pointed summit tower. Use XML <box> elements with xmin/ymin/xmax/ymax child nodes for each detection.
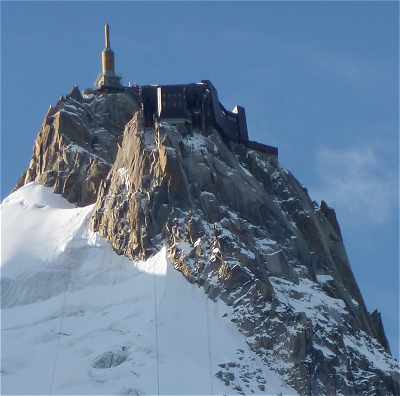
<box><xmin>96</xmin><ymin>24</ymin><xmax>122</xmax><ymax>89</ymax></box>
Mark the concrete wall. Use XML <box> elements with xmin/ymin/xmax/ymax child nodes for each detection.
<box><xmin>234</xmin><ymin>106</ymin><xmax>249</xmax><ymax>142</ymax></box>
<box><xmin>201</xmin><ymin>80</ymin><xmax>237</xmax><ymax>140</ymax></box>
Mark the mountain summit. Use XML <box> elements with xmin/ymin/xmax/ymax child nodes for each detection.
<box><xmin>3</xmin><ymin>25</ymin><xmax>399</xmax><ymax>395</ymax></box>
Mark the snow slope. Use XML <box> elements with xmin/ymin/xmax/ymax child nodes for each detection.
<box><xmin>1</xmin><ymin>183</ymin><xmax>296</xmax><ymax>395</ymax></box>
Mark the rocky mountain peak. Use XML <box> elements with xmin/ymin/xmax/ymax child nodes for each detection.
<box><xmin>17</xmin><ymin>88</ymin><xmax>138</xmax><ymax>206</ymax></box>
<box><xmin>15</xmin><ymin>83</ymin><xmax>399</xmax><ymax>395</ymax></box>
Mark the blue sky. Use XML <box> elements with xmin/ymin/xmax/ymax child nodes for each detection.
<box><xmin>1</xmin><ymin>2</ymin><xmax>398</xmax><ymax>356</ymax></box>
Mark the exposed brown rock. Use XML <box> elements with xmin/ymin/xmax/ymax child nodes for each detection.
<box><xmin>17</xmin><ymin>88</ymin><xmax>138</xmax><ymax>206</ymax></box>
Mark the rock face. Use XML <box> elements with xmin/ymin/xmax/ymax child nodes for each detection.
<box><xmin>18</xmin><ymin>88</ymin><xmax>399</xmax><ymax>395</ymax></box>
<box><xmin>17</xmin><ymin>87</ymin><xmax>138</xmax><ymax>206</ymax></box>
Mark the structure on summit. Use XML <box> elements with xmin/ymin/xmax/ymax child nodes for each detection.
<box><xmin>95</xmin><ymin>24</ymin><xmax>278</xmax><ymax>156</ymax></box>
<box><xmin>96</xmin><ymin>24</ymin><xmax>122</xmax><ymax>89</ymax></box>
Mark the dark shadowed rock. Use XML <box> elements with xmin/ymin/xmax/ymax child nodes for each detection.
<box><xmin>92</xmin><ymin>349</ymin><xmax>129</xmax><ymax>369</ymax></box>
<box><xmin>370</xmin><ymin>309</ymin><xmax>392</xmax><ymax>354</ymax></box>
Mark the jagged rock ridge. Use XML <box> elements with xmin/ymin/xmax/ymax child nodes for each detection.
<box><xmin>16</xmin><ymin>87</ymin><xmax>138</xmax><ymax>206</ymax></box>
<box><xmin>17</xmin><ymin>87</ymin><xmax>399</xmax><ymax>395</ymax></box>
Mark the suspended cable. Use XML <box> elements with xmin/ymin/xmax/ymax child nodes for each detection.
<box><xmin>205</xmin><ymin>294</ymin><xmax>214</xmax><ymax>395</ymax></box>
<box><xmin>152</xmin><ymin>255</ymin><xmax>160</xmax><ymax>396</ymax></box>
<box><xmin>49</xmin><ymin>247</ymin><xmax>74</xmax><ymax>395</ymax></box>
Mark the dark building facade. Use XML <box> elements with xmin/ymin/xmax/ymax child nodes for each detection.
<box><xmin>94</xmin><ymin>25</ymin><xmax>277</xmax><ymax>157</ymax></box>
<box><xmin>127</xmin><ymin>80</ymin><xmax>278</xmax><ymax>157</ymax></box>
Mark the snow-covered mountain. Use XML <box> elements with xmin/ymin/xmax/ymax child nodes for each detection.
<box><xmin>2</xmin><ymin>183</ymin><xmax>294</xmax><ymax>394</ymax></box>
<box><xmin>2</xmin><ymin>86</ymin><xmax>399</xmax><ymax>395</ymax></box>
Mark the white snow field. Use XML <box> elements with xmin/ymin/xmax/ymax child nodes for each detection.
<box><xmin>1</xmin><ymin>182</ymin><xmax>296</xmax><ymax>395</ymax></box>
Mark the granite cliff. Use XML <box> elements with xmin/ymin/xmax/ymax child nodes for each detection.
<box><xmin>15</xmin><ymin>87</ymin><xmax>399</xmax><ymax>395</ymax></box>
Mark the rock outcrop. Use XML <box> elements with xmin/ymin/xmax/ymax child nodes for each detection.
<box><xmin>17</xmin><ymin>87</ymin><xmax>138</xmax><ymax>206</ymax></box>
<box><xmin>17</xmin><ymin>88</ymin><xmax>399</xmax><ymax>395</ymax></box>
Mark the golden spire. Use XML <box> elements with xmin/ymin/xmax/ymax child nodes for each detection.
<box><xmin>105</xmin><ymin>23</ymin><xmax>110</xmax><ymax>49</ymax></box>
<box><xmin>96</xmin><ymin>23</ymin><xmax>122</xmax><ymax>89</ymax></box>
